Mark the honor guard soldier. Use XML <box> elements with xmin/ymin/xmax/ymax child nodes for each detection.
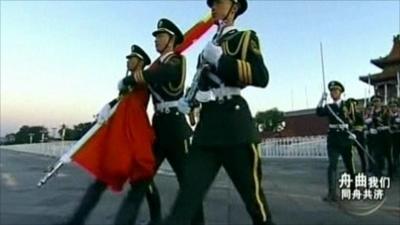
<box><xmin>115</xmin><ymin>19</ymin><xmax>204</xmax><ymax>225</ymax></box>
<box><xmin>58</xmin><ymin>45</ymin><xmax>159</xmax><ymax>225</ymax></box>
<box><xmin>346</xmin><ymin>98</ymin><xmax>367</xmax><ymax>173</ymax></box>
<box><xmin>388</xmin><ymin>98</ymin><xmax>400</xmax><ymax>176</ymax></box>
<box><xmin>364</xmin><ymin>95</ymin><xmax>393</xmax><ymax>177</ymax></box>
<box><xmin>165</xmin><ymin>0</ymin><xmax>274</xmax><ymax>225</ymax></box>
<box><xmin>316</xmin><ymin>81</ymin><xmax>355</xmax><ymax>202</ymax></box>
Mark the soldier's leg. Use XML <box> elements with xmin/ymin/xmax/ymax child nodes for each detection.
<box><xmin>144</xmin><ymin>142</ymin><xmax>166</xmax><ymax>225</ymax></box>
<box><xmin>114</xmin><ymin>142</ymin><xmax>165</xmax><ymax>225</ymax></box>
<box><xmin>163</xmin><ymin>145</ymin><xmax>221</xmax><ymax>225</ymax></box>
<box><xmin>340</xmin><ymin>145</ymin><xmax>356</xmax><ymax>191</ymax></box>
<box><xmin>382</xmin><ymin>133</ymin><xmax>393</xmax><ymax>177</ymax></box>
<box><xmin>165</xmin><ymin>139</ymin><xmax>205</xmax><ymax>225</ymax></box>
<box><xmin>373</xmin><ymin>134</ymin><xmax>385</xmax><ymax>177</ymax></box>
<box><xmin>355</xmin><ymin>131</ymin><xmax>367</xmax><ymax>173</ymax></box>
<box><xmin>114</xmin><ymin>180</ymin><xmax>151</xmax><ymax>225</ymax></box>
<box><xmin>146</xmin><ymin>181</ymin><xmax>162</xmax><ymax>225</ymax></box>
<box><xmin>326</xmin><ymin>145</ymin><xmax>340</xmax><ymax>200</ymax></box>
<box><xmin>222</xmin><ymin>143</ymin><xmax>273</xmax><ymax>225</ymax></box>
<box><xmin>393</xmin><ymin>133</ymin><xmax>400</xmax><ymax>174</ymax></box>
<box><xmin>66</xmin><ymin>179</ymin><xmax>107</xmax><ymax>225</ymax></box>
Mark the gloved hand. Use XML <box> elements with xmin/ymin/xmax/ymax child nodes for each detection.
<box><xmin>97</xmin><ymin>103</ymin><xmax>111</xmax><ymax>124</ymax></box>
<box><xmin>118</xmin><ymin>79</ymin><xmax>127</xmax><ymax>92</ymax></box>
<box><xmin>364</xmin><ymin>118</ymin><xmax>373</xmax><ymax>124</ymax></box>
<box><xmin>395</xmin><ymin>117</ymin><xmax>400</xmax><ymax>123</ymax></box>
<box><xmin>349</xmin><ymin>133</ymin><xmax>357</xmax><ymax>141</ymax></box>
<box><xmin>177</xmin><ymin>98</ymin><xmax>191</xmax><ymax>114</ymax></box>
<box><xmin>318</xmin><ymin>92</ymin><xmax>328</xmax><ymax>107</ymax></box>
<box><xmin>202</xmin><ymin>41</ymin><xmax>223</xmax><ymax>67</ymax></box>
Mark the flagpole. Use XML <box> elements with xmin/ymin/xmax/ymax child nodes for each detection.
<box><xmin>397</xmin><ymin>71</ymin><xmax>399</xmax><ymax>98</ymax></box>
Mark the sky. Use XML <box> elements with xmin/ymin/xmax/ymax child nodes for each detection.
<box><xmin>1</xmin><ymin>0</ymin><xmax>399</xmax><ymax>136</ymax></box>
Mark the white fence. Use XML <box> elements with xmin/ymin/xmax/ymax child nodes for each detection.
<box><xmin>260</xmin><ymin>135</ymin><xmax>327</xmax><ymax>159</ymax></box>
<box><xmin>0</xmin><ymin>141</ymin><xmax>75</xmax><ymax>157</ymax></box>
<box><xmin>1</xmin><ymin>135</ymin><xmax>328</xmax><ymax>159</ymax></box>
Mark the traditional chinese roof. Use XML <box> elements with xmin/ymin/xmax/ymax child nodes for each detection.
<box><xmin>371</xmin><ymin>34</ymin><xmax>400</xmax><ymax>69</ymax></box>
<box><xmin>359</xmin><ymin>64</ymin><xmax>400</xmax><ymax>85</ymax></box>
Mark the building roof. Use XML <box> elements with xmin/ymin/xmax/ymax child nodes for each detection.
<box><xmin>359</xmin><ymin>64</ymin><xmax>400</xmax><ymax>85</ymax></box>
<box><xmin>371</xmin><ymin>34</ymin><xmax>400</xmax><ymax>69</ymax></box>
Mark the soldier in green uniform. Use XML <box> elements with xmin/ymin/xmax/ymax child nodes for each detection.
<box><xmin>164</xmin><ymin>1</ymin><xmax>274</xmax><ymax>224</ymax></box>
<box><xmin>388</xmin><ymin>98</ymin><xmax>400</xmax><ymax>177</ymax></box>
<box><xmin>56</xmin><ymin>45</ymin><xmax>160</xmax><ymax>225</ymax></box>
<box><xmin>364</xmin><ymin>95</ymin><xmax>393</xmax><ymax>177</ymax></box>
<box><xmin>114</xmin><ymin>19</ymin><xmax>204</xmax><ymax>225</ymax></box>
<box><xmin>346</xmin><ymin>98</ymin><xmax>367</xmax><ymax>173</ymax></box>
<box><xmin>316</xmin><ymin>81</ymin><xmax>355</xmax><ymax>202</ymax></box>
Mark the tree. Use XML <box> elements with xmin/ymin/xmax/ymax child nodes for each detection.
<box><xmin>58</xmin><ymin>122</ymin><xmax>94</xmax><ymax>140</ymax></box>
<box><xmin>254</xmin><ymin>108</ymin><xmax>285</xmax><ymax>133</ymax></box>
<box><xmin>14</xmin><ymin>125</ymin><xmax>49</xmax><ymax>144</ymax></box>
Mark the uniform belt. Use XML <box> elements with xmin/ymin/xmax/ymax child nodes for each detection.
<box><xmin>329</xmin><ymin>124</ymin><xmax>349</xmax><ymax>130</ymax></box>
<box><xmin>353</xmin><ymin>125</ymin><xmax>364</xmax><ymax>132</ymax></box>
<box><xmin>377</xmin><ymin>126</ymin><xmax>390</xmax><ymax>131</ymax></box>
<box><xmin>155</xmin><ymin>101</ymin><xmax>179</xmax><ymax>113</ymax></box>
<box><xmin>211</xmin><ymin>86</ymin><xmax>241</xmax><ymax>101</ymax></box>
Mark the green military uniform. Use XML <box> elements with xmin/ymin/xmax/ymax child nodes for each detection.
<box><xmin>346</xmin><ymin>98</ymin><xmax>367</xmax><ymax>173</ymax></box>
<box><xmin>114</xmin><ymin>19</ymin><xmax>204</xmax><ymax>225</ymax></box>
<box><xmin>365</xmin><ymin>95</ymin><xmax>393</xmax><ymax>177</ymax></box>
<box><xmin>316</xmin><ymin>81</ymin><xmax>355</xmax><ymax>202</ymax></box>
<box><xmin>59</xmin><ymin>45</ymin><xmax>161</xmax><ymax>225</ymax></box>
<box><xmin>164</xmin><ymin>1</ymin><xmax>274</xmax><ymax>225</ymax></box>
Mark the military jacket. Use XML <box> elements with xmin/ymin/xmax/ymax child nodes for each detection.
<box><xmin>131</xmin><ymin>53</ymin><xmax>192</xmax><ymax>146</ymax></box>
<box><xmin>193</xmin><ymin>29</ymin><xmax>269</xmax><ymax>146</ymax></box>
<box><xmin>316</xmin><ymin>102</ymin><xmax>352</xmax><ymax>147</ymax></box>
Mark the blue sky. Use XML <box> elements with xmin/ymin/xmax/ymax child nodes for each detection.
<box><xmin>1</xmin><ymin>0</ymin><xmax>399</xmax><ymax>136</ymax></box>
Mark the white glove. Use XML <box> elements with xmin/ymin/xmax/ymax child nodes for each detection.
<box><xmin>177</xmin><ymin>98</ymin><xmax>191</xmax><ymax>115</ymax></box>
<box><xmin>318</xmin><ymin>92</ymin><xmax>328</xmax><ymax>107</ymax></box>
<box><xmin>349</xmin><ymin>133</ymin><xmax>357</xmax><ymax>141</ymax></box>
<box><xmin>369</xmin><ymin>128</ymin><xmax>378</xmax><ymax>135</ymax></box>
<box><xmin>97</xmin><ymin>103</ymin><xmax>111</xmax><ymax>123</ymax></box>
<box><xmin>202</xmin><ymin>41</ymin><xmax>223</xmax><ymax>67</ymax></box>
<box><xmin>117</xmin><ymin>79</ymin><xmax>126</xmax><ymax>91</ymax></box>
<box><xmin>395</xmin><ymin>117</ymin><xmax>400</xmax><ymax>123</ymax></box>
<box><xmin>364</xmin><ymin>118</ymin><xmax>373</xmax><ymax>124</ymax></box>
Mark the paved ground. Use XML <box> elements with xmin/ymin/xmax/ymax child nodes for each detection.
<box><xmin>0</xmin><ymin>149</ymin><xmax>399</xmax><ymax>225</ymax></box>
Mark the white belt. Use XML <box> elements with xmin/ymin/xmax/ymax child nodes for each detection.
<box><xmin>377</xmin><ymin>126</ymin><xmax>390</xmax><ymax>131</ymax></box>
<box><xmin>329</xmin><ymin>124</ymin><xmax>349</xmax><ymax>130</ymax></box>
<box><xmin>155</xmin><ymin>101</ymin><xmax>178</xmax><ymax>113</ymax></box>
<box><xmin>211</xmin><ymin>87</ymin><xmax>241</xmax><ymax>101</ymax></box>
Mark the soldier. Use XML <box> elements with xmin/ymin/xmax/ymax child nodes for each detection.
<box><xmin>316</xmin><ymin>81</ymin><xmax>355</xmax><ymax>202</ymax></box>
<box><xmin>114</xmin><ymin>19</ymin><xmax>204</xmax><ymax>225</ymax></box>
<box><xmin>388</xmin><ymin>98</ymin><xmax>400</xmax><ymax>176</ymax></box>
<box><xmin>59</xmin><ymin>45</ymin><xmax>160</xmax><ymax>225</ymax></box>
<box><xmin>346</xmin><ymin>98</ymin><xmax>367</xmax><ymax>173</ymax></box>
<box><xmin>164</xmin><ymin>0</ymin><xmax>274</xmax><ymax>225</ymax></box>
<box><xmin>364</xmin><ymin>95</ymin><xmax>393</xmax><ymax>177</ymax></box>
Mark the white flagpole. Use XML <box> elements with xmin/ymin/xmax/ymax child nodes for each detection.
<box><xmin>384</xmin><ymin>84</ymin><xmax>388</xmax><ymax>105</ymax></box>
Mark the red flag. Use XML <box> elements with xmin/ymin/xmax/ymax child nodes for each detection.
<box><xmin>175</xmin><ymin>13</ymin><xmax>214</xmax><ymax>54</ymax></box>
<box><xmin>70</xmin><ymin>13</ymin><xmax>214</xmax><ymax>192</ymax></box>
<box><xmin>73</xmin><ymin>86</ymin><xmax>155</xmax><ymax>192</ymax></box>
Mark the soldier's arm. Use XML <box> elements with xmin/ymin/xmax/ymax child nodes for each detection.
<box><xmin>215</xmin><ymin>31</ymin><xmax>269</xmax><ymax>88</ymax></box>
<box><xmin>123</xmin><ymin>55</ymin><xmax>182</xmax><ymax>86</ymax></box>
<box><xmin>316</xmin><ymin>105</ymin><xmax>328</xmax><ymax>117</ymax></box>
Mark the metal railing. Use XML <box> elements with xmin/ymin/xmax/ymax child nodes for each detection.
<box><xmin>260</xmin><ymin>135</ymin><xmax>328</xmax><ymax>159</ymax></box>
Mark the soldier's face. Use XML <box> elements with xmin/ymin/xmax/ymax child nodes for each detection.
<box><xmin>329</xmin><ymin>88</ymin><xmax>341</xmax><ymax>101</ymax></box>
<box><xmin>127</xmin><ymin>57</ymin><xmax>139</xmax><ymax>71</ymax></box>
<box><xmin>211</xmin><ymin>0</ymin><xmax>237</xmax><ymax>21</ymax></box>
<box><xmin>155</xmin><ymin>33</ymin><xmax>172</xmax><ymax>53</ymax></box>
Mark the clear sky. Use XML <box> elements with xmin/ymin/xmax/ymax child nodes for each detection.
<box><xmin>1</xmin><ymin>0</ymin><xmax>399</xmax><ymax>136</ymax></box>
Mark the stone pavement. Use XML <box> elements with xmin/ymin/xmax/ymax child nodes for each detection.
<box><xmin>0</xmin><ymin>149</ymin><xmax>399</xmax><ymax>225</ymax></box>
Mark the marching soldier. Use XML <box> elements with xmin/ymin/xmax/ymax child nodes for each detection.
<box><xmin>164</xmin><ymin>0</ymin><xmax>274</xmax><ymax>225</ymax></box>
<box><xmin>388</xmin><ymin>98</ymin><xmax>400</xmax><ymax>176</ymax></box>
<box><xmin>316</xmin><ymin>81</ymin><xmax>355</xmax><ymax>202</ymax></box>
<box><xmin>346</xmin><ymin>98</ymin><xmax>367</xmax><ymax>173</ymax></box>
<box><xmin>115</xmin><ymin>19</ymin><xmax>204</xmax><ymax>225</ymax></box>
<box><xmin>364</xmin><ymin>95</ymin><xmax>393</xmax><ymax>177</ymax></box>
<box><xmin>59</xmin><ymin>45</ymin><xmax>160</xmax><ymax>225</ymax></box>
